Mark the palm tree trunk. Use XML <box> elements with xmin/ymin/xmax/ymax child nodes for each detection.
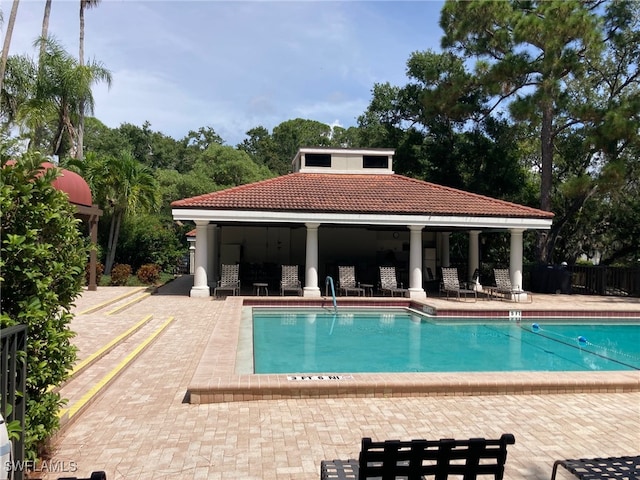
<box><xmin>77</xmin><ymin>0</ymin><xmax>101</xmax><ymax>160</ymax></box>
<box><xmin>0</xmin><ymin>0</ymin><xmax>21</xmax><ymax>94</ymax></box>
<box><xmin>39</xmin><ymin>0</ymin><xmax>52</xmax><ymax>63</ymax></box>
<box><xmin>77</xmin><ymin>101</ymin><xmax>85</xmax><ymax>159</ymax></box>
<box><xmin>105</xmin><ymin>210</ymin><xmax>123</xmax><ymax>275</ymax></box>
<box><xmin>77</xmin><ymin>0</ymin><xmax>87</xmax><ymax>159</ymax></box>
<box><xmin>104</xmin><ymin>211</ymin><xmax>117</xmax><ymax>274</ymax></box>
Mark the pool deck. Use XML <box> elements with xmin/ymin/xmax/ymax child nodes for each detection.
<box><xmin>44</xmin><ymin>276</ymin><xmax>639</xmax><ymax>479</ymax></box>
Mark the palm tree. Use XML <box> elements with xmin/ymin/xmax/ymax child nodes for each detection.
<box><xmin>19</xmin><ymin>38</ymin><xmax>111</xmax><ymax>156</ymax></box>
<box><xmin>0</xmin><ymin>54</ymin><xmax>37</xmax><ymax>127</ymax></box>
<box><xmin>66</xmin><ymin>151</ymin><xmax>160</xmax><ymax>274</ymax></box>
<box><xmin>77</xmin><ymin>0</ymin><xmax>101</xmax><ymax>159</ymax></box>
<box><xmin>0</xmin><ymin>0</ymin><xmax>21</xmax><ymax>95</ymax></box>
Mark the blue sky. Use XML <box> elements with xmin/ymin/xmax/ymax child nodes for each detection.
<box><xmin>8</xmin><ymin>0</ymin><xmax>445</xmax><ymax>146</ymax></box>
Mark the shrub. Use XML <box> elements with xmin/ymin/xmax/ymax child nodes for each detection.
<box><xmin>117</xmin><ymin>214</ymin><xmax>185</xmax><ymax>271</ymax></box>
<box><xmin>85</xmin><ymin>261</ymin><xmax>104</xmax><ymax>285</ymax></box>
<box><xmin>136</xmin><ymin>263</ymin><xmax>161</xmax><ymax>284</ymax></box>
<box><xmin>110</xmin><ymin>263</ymin><xmax>132</xmax><ymax>285</ymax></box>
<box><xmin>0</xmin><ymin>151</ymin><xmax>86</xmax><ymax>458</ymax></box>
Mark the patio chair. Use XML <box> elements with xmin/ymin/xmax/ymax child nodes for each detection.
<box><xmin>338</xmin><ymin>266</ymin><xmax>365</xmax><ymax>296</ymax></box>
<box><xmin>321</xmin><ymin>433</ymin><xmax>516</xmax><ymax>480</ymax></box>
<box><xmin>57</xmin><ymin>472</ymin><xmax>107</xmax><ymax>480</ymax></box>
<box><xmin>492</xmin><ymin>268</ymin><xmax>533</xmax><ymax>303</ymax></box>
<box><xmin>550</xmin><ymin>455</ymin><xmax>640</xmax><ymax>480</ymax></box>
<box><xmin>440</xmin><ymin>267</ymin><xmax>477</xmax><ymax>301</ymax></box>
<box><xmin>213</xmin><ymin>264</ymin><xmax>240</xmax><ymax>297</ymax></box>
<box><xmin>379</xmin><ymin>266</ymin><xmax>408</xmax><ymax>297</ymax></box>
<box><xmin>280</xmin><ymin>265</ymin><xmax>302</xmax><ymax>296</ymax></box>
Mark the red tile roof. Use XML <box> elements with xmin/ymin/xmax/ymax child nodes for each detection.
<box><xmin>171</xmin><ymin>173</ymin><xmax>553</xmax><ymax>219</ymax></box>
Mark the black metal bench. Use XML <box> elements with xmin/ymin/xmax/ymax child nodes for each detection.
<box><xmin>58</xmin><ymin>472</ymin><xmax>106</xmax><ymax>480</ymax></box>
<box><xmin>551</xmin><ymin>456</ymin><xmax>640</xmax><ymax>480</ymax></box>
<box><xmin>321</xmin><ymin>433</ymin><xmax>515</xmax><ymax>480</ymax></box>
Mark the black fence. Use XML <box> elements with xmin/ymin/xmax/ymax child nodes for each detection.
<box><xmin>1</xmin><ymin>324</ymin><xmax>27</xmax><ymax>480</ymax></box>
<box><xmin>569</xmin><ymin>265</ymin><xmax>640</xmax><ymax>297</ymax></box>
<box><xmin>472</xmin><ymin>264</ymin><xmax>639</xmax><ymax>298</ymax></box>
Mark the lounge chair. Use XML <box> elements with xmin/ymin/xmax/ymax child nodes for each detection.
<box><xmin>338</xmin><ymin>266</ymin><xmax>365</xmax><ymax>296</ymax></box>
<box><xmin>280</xmin><ymin>265</ymin><xmax>302</xmax><ymax>296</ymax></box>
<box><xmin>492</xmin><ymin>268</ymin><xmax>533</xmax><ymax>303</ymax></box>
<box><xmin>440</xmin><ymin>267</ymin><xmax>477</xmax><ymax>301</ymax></box>
<box><xmin>551</xmin><ymin>455</ymin><xmax>640</xmax><ymax>480</ymax></box>
<box><xmin>321</xmin><ymin>433</ymin><xmax>516</xmax><ymax>480</ymax></box>
<box><xmin>379</xmin><ymin>266</ymin><xmax>408</xmax><ymax>297</ymax></box>
<box><xmin>213</xmin><ymin>264</ymin><xmax>240</xmax><ymax>296</ymax></box>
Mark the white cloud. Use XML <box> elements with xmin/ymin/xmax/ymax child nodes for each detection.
<box><xmin>6</xmin><ymin>0</ymin><xmax>445</xmax><ymax>145</ymax></box>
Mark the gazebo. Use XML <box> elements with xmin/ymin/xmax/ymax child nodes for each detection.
<box><xmin>172</xmin><ymin>148</ymin><xmax>553</xmax><ymax>299</ymax></box>
<box><xmin>46</xmin><ymin>162</ymin><xmax>103</xmax><ymax>291</ymax></box>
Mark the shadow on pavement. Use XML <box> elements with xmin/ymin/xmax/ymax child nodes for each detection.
<box><xmin>155</xmin><ymin>274</ymin><xmax>193</xmax><ymax>296</ymax></box>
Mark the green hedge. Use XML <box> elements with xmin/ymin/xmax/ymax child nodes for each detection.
<box><xmin>1</xmin><ymin>151</ymin><xmax>86</xmax><ymax>458</ymax></box>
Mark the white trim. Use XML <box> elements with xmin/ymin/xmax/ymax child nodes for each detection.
<box><xmin>296</xmin><ymin>147</ymin><xmax>395</xmax><ymax>156</ymax></box>
<box><xmin>297</xmin><ymin>167</ymin><xmax>394</xmax><ymax>175</ymax></box>
<box><xmin>172</xmin><ymin>208</ymin><xmax>553</xmax><ymax>230</ymax></box>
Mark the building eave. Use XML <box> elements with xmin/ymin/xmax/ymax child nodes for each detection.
<box><xmin>172</xmin><ymin>208</ymin><xmax>553</xmax><ymax>230</ymax></box>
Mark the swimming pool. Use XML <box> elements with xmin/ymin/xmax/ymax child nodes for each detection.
<box><xmin>252</xmin><ymin>308</ymin><xmax>640</xmax><ymax>374</ymax></box>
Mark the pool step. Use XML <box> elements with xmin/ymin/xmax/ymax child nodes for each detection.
<box><xmin>66</xmin><ymin>314</ymin><xmax>155</xmax><ymax>382</ymax></box>
<box><xmin>106</xmin><ymin>291</ymin><xmax>152</xmax><ymax>315</ymax></box>
<box><xmin>57</xmin><ymin>315</ymin><xmax>175</xmax><ymax>430</ymax></box>
<box><xmin>77</xmin><ymin>287</ymin><xmax>148</xmax><ymax>315</ymax></box>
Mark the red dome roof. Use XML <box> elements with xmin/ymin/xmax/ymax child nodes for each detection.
<box><xmin>42</xmin><ymin>162</ymin><xmax>93</xmax><ymax>207</ymax></box>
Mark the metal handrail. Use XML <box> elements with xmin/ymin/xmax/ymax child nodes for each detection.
<box><xmin>325</xmin><ymin>276</ymin><xmax>337</xmax><ymax>312</ymax></box>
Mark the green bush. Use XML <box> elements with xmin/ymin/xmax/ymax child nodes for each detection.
<box><xmin>136</xmin><ymin>263</ymin><xmax>161</xmax><ymax>284</ymax></box>
<box><xmin>116</xmin><ymin>214</ymin><xmax>186</xmax><ymax>271</ymax></box>
<box><xmin>85</xmin><ymin>261</ymin><xmax>105</xmax><ymax>285</ymax></box>
<box><xmin>110</xmin><ymin>263</ymin><xmax>132</xmax><ymax>285</ymax></box>
<box><xmin>0</xmin><ymin>151</ymin><xmax>86</xmax><ymax>458</ymax></box>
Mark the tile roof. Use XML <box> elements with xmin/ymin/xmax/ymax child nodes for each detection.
<box><xmin>171</xmin><ymin>173</ymin><xmax>553</xmax><ymax>219</ymax></box>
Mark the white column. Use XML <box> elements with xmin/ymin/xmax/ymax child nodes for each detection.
<box><xmin>303</xmin><ymin>223</ymin><xmax>321</xmax><ymax>297</ymax></box>
<box><xmin>188</xmin><ymin>244</ymin><xmax>195</xmax><ymax>275</ymax></box>
<box><xmin>468</xmin><ymin>230</ymin><xmax>481</xmax><ymax>282</ymax></box>
<box><xmin>207</xmin><ymin>223</ymin><xmax>217</xmax><ymax>286</ymax></box>
<box><xmin>441</xmin><ymin>232</ymin><xmax>451</xmax><ymax>267</ymax></box>
<box><xmin>408</xmin><ymin>225</ymin><xmax>426</xmax><ymax>299</ymax></box>
<box><xmin>190</xmin><ymin>220</ymin><xmax>210</xmax><ymax>297</ymax></box>
<box><xmin>212</xmin><ymin>225</ymin><xmax>221</xmax><ymax>283</ymax></box>
<box><xmin>510</xmin><ymin>228</ymin><xmax>527</xmax><ymax>301</ymax></box>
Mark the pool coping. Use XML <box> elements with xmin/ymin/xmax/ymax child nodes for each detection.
<box><xmin>187</xmin><ymin>297</ymin><xmax>640</xmax><ymax>404</ymax></box>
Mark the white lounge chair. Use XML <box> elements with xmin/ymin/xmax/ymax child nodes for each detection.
<box><xmin>338</xmin><ymin>266</ymin><xmax>365</xmax><ymax>296</ymax></box>
<box><xmin>379</xmin><ymin>266</ymin><xmax>408</xmax><ymax>297</ymax></box>
<box><xmin>440</xmin><ymin>267</ymin><xmax>477</xmax><ymax>301</ymax></box>
<box><xmin>214</xmin><ymin>264</ymin><xmax>240</xmax><ymax>297</ymax></box>
<box><xmin>280</xmin><ymin>265</ymin><xmax>302</xmax><ymax>296</ymax></box>
<box><xmin>492</xmin><ymin>268</ymin><xmax>533</xmax><ymax>302</ymax></box>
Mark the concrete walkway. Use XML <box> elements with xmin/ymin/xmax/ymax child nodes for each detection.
<box><xmin>39</xmin><ymin>277</ymin><xmax>639</xmax><ymax>480</ymax></box>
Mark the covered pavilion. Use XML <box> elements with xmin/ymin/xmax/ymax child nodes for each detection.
<box><xmin>171</xmin><ymin>148</ymin><xmax>554</xmax><ymax>299</ymax></box>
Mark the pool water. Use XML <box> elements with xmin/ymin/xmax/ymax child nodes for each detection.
<box><xmin>252</xmin><ymin>308</ymin><xmax>640</xmax><ymax>374</ymax></box>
